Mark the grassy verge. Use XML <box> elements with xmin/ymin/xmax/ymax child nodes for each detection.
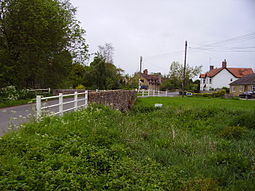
<box><xmin>0</xmin><ymin>99</ymin><xmax>34</xmax><ymax>108</ymax></box>
<box><xmin>0</xmin><ymin>97</ymin><xmax>255</xmax><ymax>190</ymax></box>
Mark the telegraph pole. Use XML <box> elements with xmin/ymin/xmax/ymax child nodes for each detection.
<box><xmin>182</xmin><ymin>41</ymin><xmax>188</xmax><ymax>97</ymax></box>
<box><xmin>138</xmin><ymin>56</ymin><xmax>143</xmax><ymax>90</ymax></box>
<box><xmin>139</xmin><ymin>56</ymin><xmax>143</xmax><ymax>73</ymax></box>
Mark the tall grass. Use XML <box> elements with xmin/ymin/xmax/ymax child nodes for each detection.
<box><xmin>0</xmin><ymin>97</ymin><xmax>255</xmax><ymax>190</ymax></box>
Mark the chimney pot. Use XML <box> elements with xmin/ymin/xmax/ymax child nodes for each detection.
<box><xmin>143</xmin><ymin>69</ymin><xmax>148</xmax><ymax>75</ymax></box>
<box><xmin>222</xmin><ymin>59</ymin><xmax>227</xmax><ymax>68</ymax></box>
<box><xmin>210</xmin><ymin>65</ymin><xmax>214</xmax><ymax>71</ymax></box>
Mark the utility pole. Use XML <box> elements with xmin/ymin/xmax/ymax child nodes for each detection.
<box><xmin>138</xmin><ymin>56</ymin><xmax>143</xmax><ymax>90</ymax></box>
<box><xmin>182</xmin><ymin>41</ymin><xmax>188</xmax><ymax>97</ymax></box>
<box><xmin>139</xmin><ymin>56</ymin><xmax>143</xmax><ymax>73</ymax></box>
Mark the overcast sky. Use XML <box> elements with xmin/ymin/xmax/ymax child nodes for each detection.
<box><xmin>70</xmin><ymin>0</ymin><xmax>255</xmax><ymax>75</ymax></box>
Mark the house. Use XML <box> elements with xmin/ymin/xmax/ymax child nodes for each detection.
<box><xmin>139</xmin><ymin>69</ymin><xmax>161</xmax><ymax>90</ymax></box>
<box><xmin>199</xmin><ymin>60</ymin><xmax>254</xmax><ymax>91</ymax></box>
<box><xmin>229</xmin><ymin>73</ymin><xmax>255</xmax><ymax>96</ymax></box>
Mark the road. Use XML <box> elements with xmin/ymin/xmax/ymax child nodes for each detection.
<box><xmin>0</xmin><ymin>97</ymin><xmax>87</xmax><ymax>136</ymax></box>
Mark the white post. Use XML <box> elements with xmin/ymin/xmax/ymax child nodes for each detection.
<box><xmin>165</xmin><ymin>90</ymin><xmax>168</xmax><ymax>96</ymax></box>
<box><xmin>36</xmin><ymin>95</ymin><xmax>41</xmax><ymax>119</ymax></box>
<box><xmin>85</xmin><ymin>91</ymin><xmax>88</xmax><ymax>108</ymax></box>
<box><xmin>157</xmin><ymin>90</ymin><xmax>160</xmax><ymax>96</ymax></box>
<box><xmin>59</xmin><ymin>93</ymin><xmax>63</xmax><ymax>116</ymax></box>
<box><xmin>153</xmin><ymin>90</ymin><xmax>155</xmax><ymax>96</ymax></box>
<box><xmin>148</xmin><ymin>89</ymin><xmax>150</xmax><ymax>96</ymax></box>
<box><xmin>142</xmin><ymin>89</ymin><xmax>145</xmax><ymax>97</ymax></box>
<box><xmin>48</xmin><ymin>88</ymin><xmax>51</xmax><ymax>94</ymax></box>
<box><xmin>74</xmin><ymin>91</ymin><xmax>78</xmax><ymax>111</ymax></box>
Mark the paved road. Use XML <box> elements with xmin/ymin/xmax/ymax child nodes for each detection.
<box><xmin>0</xmin><ymin>97</ymin><xmax>87</xmax><ymax>136</ymax></box>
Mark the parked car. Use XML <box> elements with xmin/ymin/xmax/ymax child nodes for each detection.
<box><xmin>239</xmin><ymin>91</ymin><xmax>255</xmax><ymax>99</ymax></box>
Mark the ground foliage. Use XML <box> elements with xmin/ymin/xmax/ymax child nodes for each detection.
<box><xmin>0</xmin><ymin>97</ymin><xmax>255</xmax><ymax>190</ymax></box>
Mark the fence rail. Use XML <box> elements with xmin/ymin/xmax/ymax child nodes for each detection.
<box><xmin>36</xmin><ymin>91</ymin><xmax>88</xmax><ymax>119</ymax></box>
<box><xmin>136</xmin><ymin>89</ymin><xmax>169</xmax><ymax>97</ymax></box>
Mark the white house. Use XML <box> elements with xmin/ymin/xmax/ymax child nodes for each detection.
<box><xmin>200</xmin><ymin>60</ymin><xmax>254</xmax><ymax>91</ymax></box>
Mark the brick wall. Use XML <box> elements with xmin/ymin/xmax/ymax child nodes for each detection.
<box><xmin>53</xmin><ymin>89</ymin><xmax>137</xmax><ymax>111</ymax></box>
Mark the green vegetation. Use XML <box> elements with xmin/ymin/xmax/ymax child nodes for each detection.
<box><xmin>1</xmin><ymin>97</ymin><xmax>255</xmax><ymax>190</ymax></box>
<box><xmin>0</xmin><ymin>99</ymin><xmax>33</xmax><ymax>108</ymax></box>
<box><xmin>0</xmin><ymin>0</ymin><xmax>88</xmax><ymax>89</ymax></box>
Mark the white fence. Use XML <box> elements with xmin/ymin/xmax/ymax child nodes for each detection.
<box><xmin>36</xmin><ymin>91</ymin><xmax>88</xmax><ymax>119</ymax></box>
<box><xmin>137</xmin><ymin>89</ymin><xmax>169</xmax><ymax>97</ymax></box>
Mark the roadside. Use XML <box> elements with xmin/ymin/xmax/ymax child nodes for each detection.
<box><xmin>0</xmin><ymin>97</ymin><xmax>85</xmax><ymax>136</ymax></box>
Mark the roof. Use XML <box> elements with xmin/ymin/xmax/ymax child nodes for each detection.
<box><xmin>230</xmin><ymin>73</ymin><xmax>255</xmax><ymax>85</ymax></box>
<box><xmin>141</xmin><ymin>73</ymin><xmax>160</xmax><ymax>80</ymax></box>
<box><xmin>200</xmin><ymin>67</ymin><xmax>253</xmax><ymax>78</ymax></box>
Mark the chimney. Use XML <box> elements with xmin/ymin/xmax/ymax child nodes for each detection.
<box><xmin>143</xmin><ymin>69</ymin><xmax>148</xmax><ymax>75</ymax></box>
<box><xmin>222</xmin><ymin>59</ymin><xmax>227</xmax><ymax>68</ymax></box>
<box><xmin>209</xmin><ymin>65</ymin><xmax>214</xmax><ymax>71</ymax></box>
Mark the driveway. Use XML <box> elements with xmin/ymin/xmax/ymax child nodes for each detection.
<box><xmin>0</xmin><ymin>97</ymin><xmax>87</xmax><ymax>136</ymax></box>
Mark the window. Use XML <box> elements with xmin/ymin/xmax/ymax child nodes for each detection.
<box><xmin>240</xmin><ymin>86</ymin><xmax>244</xmax><ymax>92</ymax></box>
<box><xmin>230</xmin><ymin>78</ymin><xmax>233</xmax><ymax>82</ymax></box>
<box><xmin>203</xmin><ymin>79</ymin><xmax>205</xmax><ymax>84</ymax></box>
<box><xmin>209</xmin><ymin>78</ymin><xmax>212</xmax><ymax>84</ymax></box>
<box><xmin>232</xmin><ymin>86</ymin><xmax>236</xmax><ymax>92</ymax></box>
<box><xmin>253</xmin><ymin>85</ymin><xmax>255</xmax><ymax>92</ymax></box>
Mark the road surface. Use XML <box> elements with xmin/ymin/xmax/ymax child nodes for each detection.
<box><xmin>0</xmin><ymin>97</ymin><xmax>86</xmax><ymax>136</ymax></box>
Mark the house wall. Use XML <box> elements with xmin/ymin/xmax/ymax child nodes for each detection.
<box><xmin>139</xmin><ymin>76</ymin><xmax>160</xmax><ymax>90</ymax></box>
<box><xmin>230</xmin><ymin>85</ymin><xmax>253</xmax><ymax>96</ymax></box>
<box><xmin>200</xmin><ymin>69</ymin><xmax>238</xmax><ymax>91</ymax></box>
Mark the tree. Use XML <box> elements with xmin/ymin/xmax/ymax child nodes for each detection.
<box><xmin>0</xmin><ymin>0</ymin><xmax>88</xmax><ymax>88</ymax></box>
<box><xmin>161</xmin><ymin>61</ymin><xmax>202</xmax><ymax>90</ymax></box>
<box><xmin>82</xmin><ymin>43</ymin><xmax>124</xmax><ymax>90</ymax></box>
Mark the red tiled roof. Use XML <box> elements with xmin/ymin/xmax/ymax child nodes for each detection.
<box><xmin>200</xmin><ymin>67</ymin><xmax>254</xmax><ymax>78</ymax></box>
<box><xmin>227</xmin><ymin>68</ymin><xmax>254</xmax><ymax>78</ymax></box>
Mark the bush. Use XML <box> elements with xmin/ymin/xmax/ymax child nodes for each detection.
<box><xmin>75</xmin><ymin>84</ymin><xmax>85</xmax><ymax>89</ymax></box>
<box><xmin>192</xmin><ymin>89</ymin><xmax>226</xmax><ymax>98</ymax></box>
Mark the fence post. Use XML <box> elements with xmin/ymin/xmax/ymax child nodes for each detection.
<box><xmin>165</xmin><ymin>90</ymin><xmax>168</xmax><ymax>96</ymax></box>
<box><xmin>48</xmin><ymin>88</ymin><xmax>51</xmax><ymax>94</ymax></box>
<box><xmin>36</xmin><ymin>95</ymin><xmax>41</xmax><ymax>119</ymax></box>
<box><xmin>157</xmin><ymin>90</ymin><xmax>160</xmax><ymax>96</ymax></box>
<box><xmin>153</xmin><ymin>90</ymin><xmax>155</xmax><ymax>96</ymax></box>
<box><xmin>142</xmin><ymin>89</ymin><xmax>145</xmax><ymax>97</ymax></box>
<box><xmin>59</xmin><ymin>93</ymin><xmax>63</xmax><ymax>116</ymax></box>
<box><xmin>85</xmin><ymin>91</ymin><xmax>88</xmax><ymax>108</ymax></box>
<box><xmin>148</xmin><ymin>89</ymin><xmax>150</xmax><ymax>96</ymax></box>
<box><xmin>74</xmin><ymin>91</ymin><xmax>78</xmax><ymax>111</ymax></box>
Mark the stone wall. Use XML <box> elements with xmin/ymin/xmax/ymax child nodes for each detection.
<box><xmin>53</xmin><ymin>89</ymin><xmax>137</xmax><ymax>111</ymax></box>
<box><xmin>89</xmin><ymin>90</ymin><xmax>136</xmax><ymax>111</ymax></box>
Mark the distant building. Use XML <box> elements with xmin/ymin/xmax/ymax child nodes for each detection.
<box><xmin>199</xmin><ymin>60</ymin><xmax>254</xmax><ymax>91</ymax></box>
<box><xmin>229</xmin><ymin>73</ymin><xmax>255</xmax><ymax>96</ymax></box>
<box><xmin>139</xmin><ymin>69</ymin><xmax>161</xmax><ymax>90</ymax></box>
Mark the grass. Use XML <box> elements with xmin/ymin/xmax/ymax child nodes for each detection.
<box><xmin>0</xmin><ymin>99</ymin><xmax>34</xmax><ymax>108</ymax></box>
<box><xmin>0</xmin><ymin>97</ymin><xmax>255</xmax><ymax>190</ymax></box>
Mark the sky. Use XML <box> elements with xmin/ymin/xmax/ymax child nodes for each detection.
<box><xmin>70</xmin><ymin>0</ymin><xmax>255</xmax><ymax>75</ymax></box>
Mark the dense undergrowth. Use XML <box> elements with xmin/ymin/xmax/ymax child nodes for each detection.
<box><xmin>0</xmin><ymin>97</ymin><xmax>255</xmax><ymax>190</ymax></box>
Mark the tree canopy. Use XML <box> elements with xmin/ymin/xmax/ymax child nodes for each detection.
<box><xmin>161</xmin><ymin>61</ymin><xmax>202</xmax><ymax>91</ymax></box>
<box><xmin>0</xmin><ymin>0</ymin><xmax>88</xmax><ymax>88</ymax></box>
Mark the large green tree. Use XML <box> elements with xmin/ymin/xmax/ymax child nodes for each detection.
<box><xmin>0</xmin><ymin>0</ymin><xmax>87</xmax><ymax>88</ymax></box>
<box><xmin>161</xmin><ymin>61</ymin><xmax>202</xmax><ymax>90</ymax></box>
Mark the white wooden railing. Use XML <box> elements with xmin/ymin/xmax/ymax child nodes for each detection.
<box><xmin>36</xmin><ymin>91</ymin><xmax>88</xmax><ymax>119</ymax></box>
<box><xmin>136</xmin><ymin>89</ymin><xmax>169</xmax><ymax>97</ymax></box>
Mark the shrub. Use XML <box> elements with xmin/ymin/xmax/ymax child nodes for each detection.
<box><xmin>75</xmin><ymin>84</ymin><xmax>85</xmax><ymax>89</ymax></box>
<box><xmin>219</xmin><ymin>126</ymin><xmax>248</xmax><ymax>139</ymax></box>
